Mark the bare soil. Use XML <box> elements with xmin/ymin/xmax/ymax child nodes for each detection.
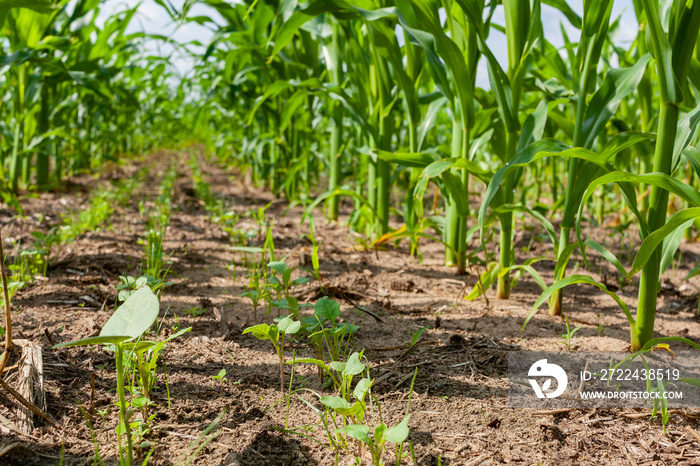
<box><xmin>2</xmin><ymin>150</ymin><xmax>700</xmax><ymax>465</ymax></box>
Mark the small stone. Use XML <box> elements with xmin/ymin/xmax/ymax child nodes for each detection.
<box><xmin>679</xmin><ymin>283</ymin><xmax>693</xmax><ymax>294</ymax></box>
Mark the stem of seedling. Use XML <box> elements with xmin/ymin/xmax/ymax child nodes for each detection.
<box><xmin>116</xmin><ymin>344</ymin><xmax>134</xmax><ymax>466</ymax></box>
<box><xmin>0</xmin><ymin>229</ymin><xmax>13</xmax><ymax>377</ymax></box>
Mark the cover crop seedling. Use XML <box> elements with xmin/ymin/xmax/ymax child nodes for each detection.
<box><xmin>54</xmin><ymin>287</ymin><xmax>161</xmax><ymax>466</ymax></box>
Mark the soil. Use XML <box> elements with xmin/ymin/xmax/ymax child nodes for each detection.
<box><xmin>2</xmin><ymin>150</ymin><xmax>700</xmax><ymax>465</ymax></box>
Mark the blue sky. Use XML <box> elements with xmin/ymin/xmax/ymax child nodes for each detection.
<box><xmin>100</xmin><ymin>0</ymin><xmax>640</xmax><ymax>86</ymax></box>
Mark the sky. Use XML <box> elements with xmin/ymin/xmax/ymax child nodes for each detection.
<box><xmin>98</xmin><ymin>0</ymin><xmax>640</xmax><ymax>87</ymax></box>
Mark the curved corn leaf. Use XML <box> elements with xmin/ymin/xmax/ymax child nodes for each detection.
<box><xmin>576</xmin><ymin>172</ymin><xmax>700</xmax><ymax>257</ymax></box>
<box><xmin>629</xmin><ymin>208</ymin><xmax>700</xmax><ymax>277</ymax></box>
<box><xmin>494</xmin><ymin>204</ymin><xmax>557</xmax><ymax>249</ymax></box>
<box><xmin>583</xmin><ymin>239</ymin><xmax>628</xmax><ymax>277</ymax></box>
<box><xmin>524</xmin><ymin>275</ymin><xmax>634</xmax><ymax>330</ymax></box>
<box><xmin>581</xmin><ymin>55</ymin><xmax>651</xmax><ymax>148</ymax></box>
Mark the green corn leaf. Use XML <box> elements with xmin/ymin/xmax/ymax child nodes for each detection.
<box><xmin>659</xmin><ymin>218</ymin><xmax>694</xmax><ymax>276</ymax></box>
<box><xmin>629</xmin><ymin>208</ymin><xmax>700</xmax><ymax>277</ymax></box>
<box><xmin>672</xmin><ymin>106</ymin><xmax>700</xmax><ymax>173</ymax></box>
<box><xmin>599</xmin><ymin>131</ymin><xmax>657</xmax><ymax>160</ymax></box>
<box><xmin>583</xmin><ymin>239</ymin><xmax>628</xmax><ymax>277</ymax></box>
<box><xmin>576</xmin><ymin>171</ymin><xmax>700</xmax><ymax>252</ymax></box>
<box><xmin>479</xmin><ymin>140</ymin><xmax>615</xmax><ymax>241</ymax></box>
<box><xmin>494</xmin><ymin>204</ymin><xmax>558</xmax><ymax>249</ymax></box>
<box><xmin>639</xmin><ymin>0</ymin><xmax>682</xmax><ymax>104</ymax></box>
<box><xmin>639</xmin><ymin>337</ymin><xmax>700</xmax><ymax>352</ymax></box>
<box><xmin>581</xmin><ymin>55</ymin><xmax>651</xmax><ymax>148</ymax></box>
<box><xmin>374</xmin><ymin>150</ymin><xmax>435</xmax><ymax>168</ymax></box>
<box><xmin>683</xmin><ymin>146</ymin><xmax>700</xmax><ymax>179</ymax></box>
<box><xmin>524</xmin><ymin>275</ymin><xmax>634</xmax><ymax>330</ymax></box>
<box><xmin>542</xmin><ymin>0</ymin><xmax>582</xmax><ymax>28</ymax></box>
<box><xmin>0</xmin><ymin>0</ymin><xmax>58</xmax><ymax>13</ymax></box>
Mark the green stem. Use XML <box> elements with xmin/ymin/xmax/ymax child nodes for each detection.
<box><xmin>326</xmin><ymin>25</ymin><xmax>343</xmax><ymax>221</ymax></box>
<box><xmin>633</xmin><ymin>103</ymin><xmax>679</xmax><ymax>350</ymax></box>
<box><xmin>497</xmin><ymin>132</ymin><xmax>517</xmax><ymax>298</ymax></box>
<box><xmin>116</xmin><ymin>345</ymin><xmax>134</xmax><ymax>466</ymax></box>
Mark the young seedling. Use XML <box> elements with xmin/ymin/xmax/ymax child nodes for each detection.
<box><xmin>240</xmin><ymin>289</ymin><xmax>261</xmax><ymax>322</ymax></box>
<box><xmin>243</xmin><ymin>316</ymin><xmax>301</xmax><ymax>391</ymax></box>
<box><xmin>54</xmin><ymin>287</ymin><xmax>160</xmax><ymax>466</ymax></box>
<box><xmin>561</xmin><ymin>317</ymin><xmax>582</xmax><ymax>352</ymax></box>
<box><xmin>183</xmin><ymin>306</ymin><xmax>206</xmax><ymax>317</ymax></box>
<box><xmin>301</xmin><ymin>297</ymin><xmax>359</xmax><ymax>366</ymax></box>
<box><xmin>409</xmin><ymin>327</ymin><xmax>428</xmax><ymax>347</ymax></box>
<box><xmin>267</xmin><ymin>260</ymin><xmax>310</xmax><ymax>299</ymax></box>
<box><xmin>650</xmin><ymin>379</ymin><xmax>673</xmax><ymax>433</ymax></box>
<box><xmin>337</xmin><ymin>416</ymin><xmax>410</xmax><ymax>466</ymax></box>
<box><xmin>29</xmin><ymin>227</ymin><xmax>61</xmax><ymax>276</ymax></box>
<box><xmin>212</xmin><ymin>369</ymin><xmax>228</xmax><ymax>393</ymax></box>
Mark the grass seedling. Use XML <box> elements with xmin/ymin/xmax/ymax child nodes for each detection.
<box><xmin>650</xmin><ymin>379</ymin><xmax>672</xmax><ymax>433</ymax></box>
<box><xmin>409</xmin><ymin>327</ymin><xmax>428</xmax><ymax>347</ymax></box>
<box><xmin>561</xmin><ymin>317</ymin><xmax>582</xmax><ymax>352</ymax></box>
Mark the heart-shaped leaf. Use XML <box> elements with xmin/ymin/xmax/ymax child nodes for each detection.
<box><xmin>100</xmin><ymin>286</ymin><xmax>159</xmax><ymax>339</ymax></box>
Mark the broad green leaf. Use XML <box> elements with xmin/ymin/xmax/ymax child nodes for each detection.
<box><xmin>343</xmin><ymin>352</ymin><xmax>365</xmax><ymax>376</ymax></box>
<box><xmin>242</xmin><ymin>323</ymin><xmax>273</xmax><ymax>340</ymax></box>
<box><xmin>278</xmin><ymin>316</ymin><xmax>301</xmax><ymax>335</ymax></box>
<box><xmin>0</xmin><ymin>0</ymin><xmax>57</xmax><ymax>13</ymax></box>
<box><xmin>576</xmin><ymin>171</ymin><xmax>700</xmax><ymax>249</ymax></box>
<box><xmin>336</xmin><ymin>401</ymin><xmax>364</xmax><ymax>417</ymax></box>
<box><xmin>599</xmin><ymin>131</ymin><xmax>656</xmax><ymax>160</ymax></box>
<box><xmin>374</xmin><ymin>150</ymin><xmax>435</xmax><ymax>168</ymax></box>
<box><xmin>320</xmin><ymin>396</ymin><xmax>349</xmax><ymax>410</ymax></box>
<box><xmin>100</xmin><ymin>287</ymin><xmax>159</xmax><ymax>339</ymax></box>
<box><xmin>384</xmin><ymin>415</ymin><xmax>410</xmax><ymax>443</ymax></box>
<box><xmin>314</xmin><ymin>296</ymin><xmax>341</xmax><ymax>322</ymax></box>
<box><xmin>336</xmin><ymin>424</ymin><xmax>371</xmax><ymax>443</ymax></box>
<box><xmin>660</xmin><ymin>218</ymin><xmax>694</xmax><ymax>275</ymax></box>
<box><xmin>479</xmin><ymin>140</ymin><xmax>614</xmax><ymax>239</ymax></box>
<box><xmin>683</xmin><ymin>146</ymin><xmax>700</xmax><ymax>179</ymax></box>
<box><xmin>267</xmin><ymin>261</ymin><xmax>288</xmax><ymax>276</ymax></box>
<box><xmin>353</xmin><ymin>377</ymin><xmax>373</xmax><ymax>401</ymax></box>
